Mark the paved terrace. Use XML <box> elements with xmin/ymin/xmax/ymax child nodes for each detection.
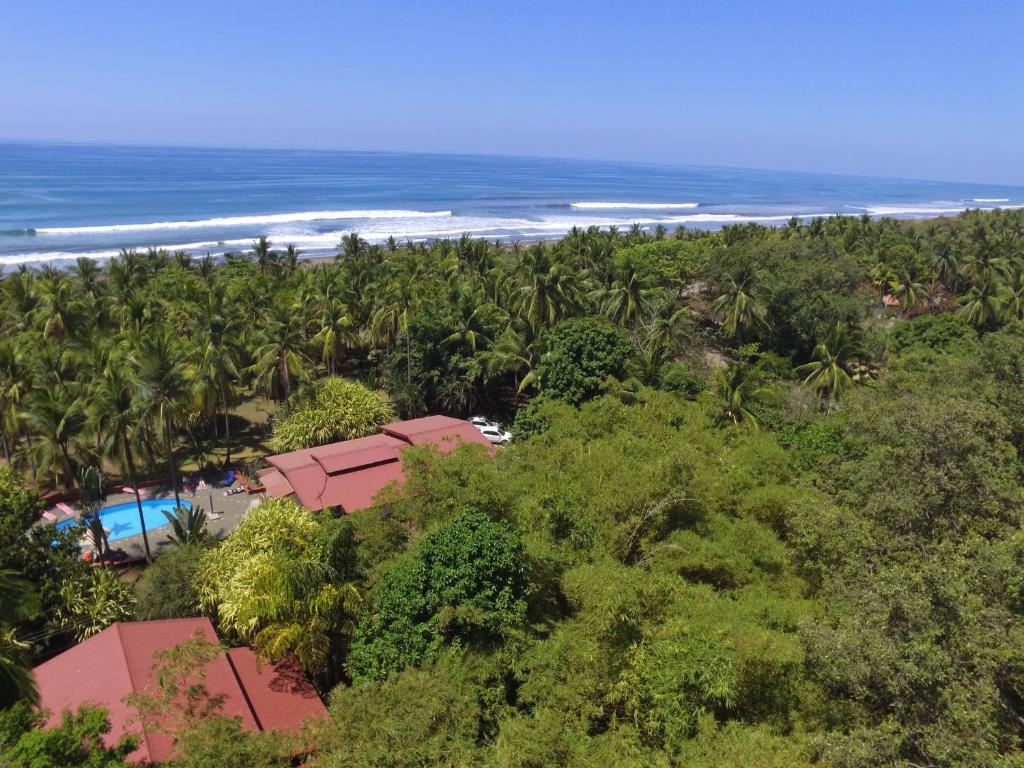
<box><xmin>49</xmin><ymin>480</ymin><xmax>260</xmax><ymax>562</ymax></box>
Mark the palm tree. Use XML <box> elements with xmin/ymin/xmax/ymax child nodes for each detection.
<box><xmin>189</xmin><ymin>288</ymin><xmax>241</xmax><ymax>466</ymax></box>
<box><xmin>591</xmin><ymin>257</ymin><xmax>651</xmax><ymax>326</ymax></box>
<box><xmin>251</xmin><ymin>303</ymin><xmax>311</xmax><ymax>401</ymax></box>
<box><xmin>712</xmin><ymin>268</ymin><xmax>766</xmax><ymax>342</ymax></box>
<box><xmin>487</xmin><ymin>323</ymin><xmax>540</xmax><ymax>394</ymax></box>
<box><xmin>310</xmin><ymin>294</ymin><xmax>357</xmax><ymax>377</ymax></box>
<box><xmin>1000</xmin><ymin>268</ymin><xmax>1024</xmax><ymax>323</ymax></box>
<box><xmin>281</xmin><ymin>245</ymin><xmax>300</xmax><ymax>278</ymax></box>
<box><xmin>796</xmin><ymin>323</ymin><xmax>863</xmax><ymax>411</ymax></box>
<box><xmin>442</xmin><ymin>298</ymin><xmax>502</xmax><ymax>356</ymax></box>
<box><xmin>135</xmin><ymin>329</ymin><xmax>191</xmax><ymax>511</ymax></box>
<box><xmin>163</xmin><ymin>504</ymin><xmax>209</xmax><ymax>545</ymax></box>
<box><xmin>711</xmin><ymin>363</ymin><xmax>773</xmax><ymax>429</ymax></box>
<box><xmin>516</xmin><ymin>244</ymin><xmax>581</xmax><ymax>330</ymax></box>
<box><xmin>32</xmin><ymin>269</ymin><xmax>81</xmax><ymax>340</ymax></box>
<box><xmin>76</xmin><ymin>466</ymin><xmax>110</xmax><ymax>567</ymax></box>
<box><xmin>887</xmin><ymin>270</ymin><xmax>926</xmax><ymax>314</ymax></box>
<box><xmin>340</xmin><ymin>233</ymin><xmax>367</xmax><ymax>260</ymax></box>
<box><xmin>0</xmin><ymin>570</ymin><xmax>40</xmax><ymax>707</ymax></box>
<box><xmin>252</xmin><ymin>236</ymin><xmax>276</xmax><ymax>275</ymax></box>
<box><xmin>959</xmin><ymin>269</ymin><xmax>1004</xmax><ymax>329</ymax></box>
<box><xmin>369</xmin><ymin>256</ymin><xmax>419</xmax><ymax>384</ymax></box>
<box><xmin>88</xmin><ymin>362</ymin><xmax>153</xmax><ymax>562</ymax></box>
<box><xmin>20</xmin><ymin>387</ymin><xmax>82</xmax><ymax>489</ymax></box>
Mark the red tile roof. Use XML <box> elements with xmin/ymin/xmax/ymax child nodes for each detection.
<box><xmin>33</xmin><ymin>619</ymin><xmax>326</xmax><ymax>764</ymax></box>
<box><xmin>259</xmin><ymin>415</ymin><xmax>491</xmax><ymax>513</ymax></box>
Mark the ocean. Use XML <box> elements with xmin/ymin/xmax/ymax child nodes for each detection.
<box><xmin>2</xmin><ymin>141</ymin><xmax>1023</xmax><ymax>268</ymax></box>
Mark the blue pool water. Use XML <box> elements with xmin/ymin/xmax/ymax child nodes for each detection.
<box><xmin>57</xmin><ymin>498</ymin><xmax>191</xmax><ymax>542</ymax></box>
<box><xmin>2</xmin><ymin>141</ymin><xmax>1024</xmax><ymax>267</ymax></box>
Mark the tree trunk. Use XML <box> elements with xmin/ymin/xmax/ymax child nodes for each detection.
<box><xmin>221</xmin><ymin>382</ymin><xmax>232</xmax><ymax>468</ymax></box>
<box><xmin>0</xmin><ymin>426</ymin><xmax>10</xmax><ymax>464</ymax></box>
<box><xmin>19</xmin><ymin>425</ymin><xmax>37</xmax><ymax>480</ymax></box>
<box><xmin>59</xmin><ymin>441</ymin><xmax>74</xmax><ymax>490</ymax></box>
<box><xmin>125</xmin><ymin>441</ymin><xmax>152</xmax><ymax>563</ymax></box>
<box><xmin>405</xmin><ymin>331</ymin><xmax>412</xmax><ymax>384</ymax></box>
<box><xmin>165</xmin><ymin>413</ymin><xmax>181</xmax><ymax>510</ymax></box>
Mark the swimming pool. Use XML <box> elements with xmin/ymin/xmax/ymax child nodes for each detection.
<box><xmin>57</xmin><ymin>498</ymin><xmax>191</xmax><ymax>542</ymax></box>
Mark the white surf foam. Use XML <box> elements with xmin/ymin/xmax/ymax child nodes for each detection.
<box><xmin>570</xmin><ymin>202</ymin><xmax>699</xmax><ymax>210</ymax></box>
<box><xmin>36</xmin><ymin>209</ymin><xmax>453</xmax><ymax>236</ymax></box>
<box><xmin>973</xmin><ymin>198</ymin><xmax>1009</xmax><ymax>203</ymax></box>
<box><xmin>851</xmin><ymin>204</ymin><xmax>967</xmax><ymax>216</ymax></box>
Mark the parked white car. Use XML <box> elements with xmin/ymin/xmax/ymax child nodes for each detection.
<box><xmin>469</xmin><ymin>416</ymin><xmax>499</xmax><ymax>429</ymax></box>
<box><xmin>477</xmin><ymin>425</ymin><xmax>513</xmax><ymax>446</ymax></box>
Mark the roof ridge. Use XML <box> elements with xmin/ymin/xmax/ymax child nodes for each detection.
<box><xmin>224</xmin><ymin>647</ymin><xmax>263</xmax><ymax>731</ymax></box>
<box><xmin>111</xmin><ymin>622</ymin><xmax>157</xmax><ymax>765</ymax></box>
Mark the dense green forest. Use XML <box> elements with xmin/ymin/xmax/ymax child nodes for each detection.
<box><xmin>3</xmin><ymin>209</ymin><xmax>1024</xmax><ymax>766</ymax></box>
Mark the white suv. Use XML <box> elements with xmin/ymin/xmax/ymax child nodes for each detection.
<box><xmin>469</xmin><ymin>416</ymin><xmax>498</xmax><ymax>429</ymax></box>
<box><xmin>477</xmin><ymin>425</ymin><xmax>513</xmax><ymax>446</ymax></box>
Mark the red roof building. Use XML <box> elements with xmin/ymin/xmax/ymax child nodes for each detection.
<box><xmin>258</xmin><ymin>415</ymin><xmax>492</xmax><ymax>513</ymax></box>
<box><xmin>32</xmin><ymin>618</ymin><xmax>326</xmax><ymax>764</ymax></box>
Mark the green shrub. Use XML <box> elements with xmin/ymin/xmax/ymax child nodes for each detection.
<box><xmin>269</xmin><ymin>377</ymin><xmax>394</xmax><ymax>452</ymax></box>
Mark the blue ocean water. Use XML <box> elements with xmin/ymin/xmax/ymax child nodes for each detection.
<box><xmin>2</xmin><ymin>141</ymin><xmax>1023</xmax><ymax>267</ymax></box>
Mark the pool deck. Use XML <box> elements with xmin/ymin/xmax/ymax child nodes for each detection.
<box><xmin>52</xmin><ymin>480</ymin><xmax>260</xmax><ymax>562</ymax></box>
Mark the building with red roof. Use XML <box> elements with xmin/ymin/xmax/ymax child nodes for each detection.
<box><xmin>258</xmin><ymin>415</ymin><xmax>491</xmax><ymax>513</ymax></box>
<box><xmin>32</xmin><ymin>618</ymin><xmax>326</xmax><ymax>764</ymax></box>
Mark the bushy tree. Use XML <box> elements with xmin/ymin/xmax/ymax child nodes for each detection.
<box><xmin>348</xmin><ymin>510</ymin><xmax>529</xmax><ymax>683</ymax></box>
<box><xmin>535</xmin><ymin>318</ymin><xmax>633</xmax><ymax>405</ymax></box>
<box><xmin>269</xmin><ymin>376</ymin><xmax>394</xmax><ymax>452</ymax></box>
<box><xmin>197</xmin><ymin>498</ymin><xmax>361</xmax><ymax>678</ymax></box>
<box><xmin>135</xmin><ymin>544</ymin><xmax>206</xmax><ymax>621</ymax></box>
<box><xmin>0</xmin><ymin>702</ymin><xmax>135</xmax><ymax>767</ymax></box>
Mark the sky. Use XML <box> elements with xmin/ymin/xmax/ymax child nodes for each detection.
<box><xmin>2</xmin><ymin>1</ymin><xmax>1023</xmax><ymax>184</ymax></box>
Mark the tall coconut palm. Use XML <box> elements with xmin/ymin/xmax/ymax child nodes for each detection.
<box><xmin>189</xmin><ymin>288</ymin><xmax>241</xmax><ymax>466</ymax></box>
<box><xmin>281</xmin><ymin>244</ymin><xmax>301</xmax><ymax>278</ymax></box>
<box><xmin>252</xmin><ymin>236</ymin><xmax>276</xmax><ymax>275</ymax></box>
<box><xmin>20</xmin><ymin>387</ymin><xmax>82</xmax><ymax>489</ymax></box>
<box><xmin>135</xmin><ymin>329</ymin><xmax>190</xmax><ymax>510</ymax></box>
<box><xmin>591</xmin><ymin>257</ymin><xmax>651</xmax><ymax>326</ymax></box>
<box><xmin>251</xmin><ymin>302</ymin><xmax>311</xmax><ymax>401</ymax></box>
<box><xmin>311</xmin><ymin>302</ymin><xmax>356</xmax><ymax>376</ymax></box>
<box><xmin>88</xmin><ymin>362</ymin><xmax>153</xmax><ymax>562</ymax></box>
<box><xmin>1000</xmin><ymin>268</ymin><xmax>1024</xmax><ymax>323</ymax></box>
<box><xmin>516</xmin><ymin>244</ymin><xmax>581</xmax><ymax>330</ymax></box>
<box><xmin>487</xmin><ymin>323</ymin><xmax>540</xmax><ymax>394</ymax></box>
<box><xmin>959</xmin><ymin>269</ymin><xmax>1005</xmax><ymax>329</ymax></box>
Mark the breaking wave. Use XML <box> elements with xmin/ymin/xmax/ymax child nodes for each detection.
<box><xmin>570</xmin><ymin>202</ymin><xmax>699</xmax><ymax>210</ymax></box>
<box><xmin>36</xmin><ymin>209</ymin><xmax>453</xmax><ymax>236</ymax></box>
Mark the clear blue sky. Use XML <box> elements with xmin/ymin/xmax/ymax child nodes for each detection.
<box><xmin>3</xmin><ymin>1</ymin><xmax>1022</xmax><ymax>184</ymax></box>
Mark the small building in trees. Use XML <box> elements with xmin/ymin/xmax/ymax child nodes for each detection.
<box><xmin>258</xmin><ymin>415</ymin><xmax>492</xmax><ymax>513</ymax></box>
<box><xmin>32</xmin><ymin>617</ymin><xmax>326</xmax><ymax>764</ymax></box>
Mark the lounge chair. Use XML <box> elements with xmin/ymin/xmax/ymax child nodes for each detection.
<box><xmin>222</xmin><ymin>469</ymin><xmax>236</xmax><ymax>487</ymax></box>
<box><xmin>57</xmin><ymin>502</ymin><xmax>76</xmax><ymax>516</ymax></box>
<box><xmin>41</xmin><ymin>510</ymin><xmax>58</xmax><ymax>522</ymax></box>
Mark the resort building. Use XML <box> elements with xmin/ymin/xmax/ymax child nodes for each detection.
<box><xmin>258</xmin><ymin>415</ymin><xmax>491</xmax><ymax>513</ymax></box>
<box><xmin>32</xmin><ymin>617</ymin><xmax>326</xmax><ymax>764</ymax></box>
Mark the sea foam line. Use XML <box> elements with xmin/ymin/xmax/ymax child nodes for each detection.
<box><xmin>570</xmin><ymin>202</ymin><xmax>699</xmax><ymax>210</ymax></box>
<box><xmin>37</xmin><ymin>209</ymin><xmax>454</xmax><ymax>236</ymax></box>
<box><xmin>973</xmin><ymin>198</ymin><xmax>1010</xmax><ymax>203</ymax></box>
